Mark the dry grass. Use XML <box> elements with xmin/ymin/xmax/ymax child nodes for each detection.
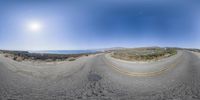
<box><xmin>111</xmin><ymin>48</ymin><xmax>177</xmax><ymax>61</ymax></box>
<box><xmin>1</xmin><ymin>50</ymin><xmax>89</xmax><ymax>62</ymax></box>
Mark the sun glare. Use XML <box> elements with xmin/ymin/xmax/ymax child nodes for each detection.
<box><xmin>28</xmin><ymin>21</ymin><xmax>42</xmax><ymax>32</ymax></box>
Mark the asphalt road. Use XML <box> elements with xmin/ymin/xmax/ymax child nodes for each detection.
<box><xmin>0</xmin><ymin>51</ymin><xmax>200</xmax><ymax>100</ymax></box>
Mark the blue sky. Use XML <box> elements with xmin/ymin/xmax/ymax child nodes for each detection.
<box><xmin>0</xmin><ymin>0</ymin><xmax>199</xmax><ymax>50</ymax></box>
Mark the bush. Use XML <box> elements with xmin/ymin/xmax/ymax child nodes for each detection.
<box><xmin>4</xmin><ymin>55</ymin><xmax>9</xmax><ymax>57</ymax></box>
<box><xmin>68</xmin><ymin>58</ymin><xmax>76</xmax><ymax>61</ymax></box>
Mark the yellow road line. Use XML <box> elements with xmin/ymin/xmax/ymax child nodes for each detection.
<box><xmin>103</xmin><ymin>55</ymin><xmax>182</xmax><ymax>77</ymax></box>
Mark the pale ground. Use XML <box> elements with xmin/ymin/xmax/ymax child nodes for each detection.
<box><xmin>0</xmin><ymin>51</ymin><xmax>200</xmax><ymax>100</ymax></box>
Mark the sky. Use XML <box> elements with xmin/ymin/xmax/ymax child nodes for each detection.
<box><xmin>0</xmin><ymin>0</ymin><xmax>200</xmax><ymax>50</ymax></box>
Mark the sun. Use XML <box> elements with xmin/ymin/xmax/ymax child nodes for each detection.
<box><xmin>28</xmin><ymin>21</ymin><xmax>42</xmax><ymax>32</ymax></box>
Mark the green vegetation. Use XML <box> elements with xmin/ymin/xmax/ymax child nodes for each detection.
<box><xmin>68</xmin><ymin>58</ymin><xmax>76</xmax><ymax>61</ymax></box>
<box><xmin>111</xmin><ymin>48</ymin><xmax>177</xmax><ymax>61</ymax></box>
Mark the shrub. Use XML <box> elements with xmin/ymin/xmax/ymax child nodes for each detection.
<box><xmin>68</xmin><ymin>58</ymin><xmax>76</xmax><ymax>61</ymax></box>
<box><xmin>4</xmin><ymin>55</ymin><xmax>9</xmax><ymax>57</ymax></box>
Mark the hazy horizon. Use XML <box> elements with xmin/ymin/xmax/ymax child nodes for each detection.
<box><xmin>0</xmin><ymin>0</ymin><xmax>200</xmax><ymax>50</ymax></box>
<box><xmin>0</xmin><ymin>46</ymin><xmax>198</xmax><ymax>51</ymax></box>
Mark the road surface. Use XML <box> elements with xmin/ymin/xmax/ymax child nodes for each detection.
<box><xmin>0</xmin><ymin>51</ymin><xmax>200</xmax><ymax>100</ymax></box>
